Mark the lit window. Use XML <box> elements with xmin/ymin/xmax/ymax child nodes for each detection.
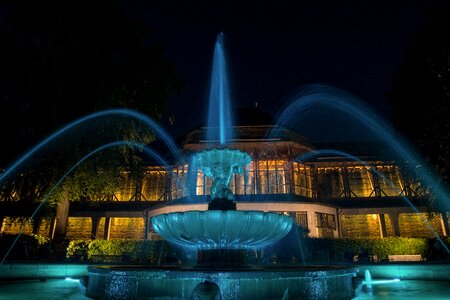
<box><xmin>315</xmin><ymin>212</ymin><xmax>336</xmax><ymax>230</ymax></box>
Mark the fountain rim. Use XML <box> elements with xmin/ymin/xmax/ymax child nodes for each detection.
<box><xmin>87</xmin><ymin>265</ymin><xmax>359</xmax><ymax>277</ymax></box>
<box><xmin>151</xmin><ymin>209</ymin><xmax>294</xmax><ymax>250</ymax></box>
<box><xmin>151</xmin><ymin>209</ymin><xmax>295</xmax><ymax>218</ymax></box>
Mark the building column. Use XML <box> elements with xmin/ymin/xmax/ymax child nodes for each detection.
<box><xmin>144</xmin><ymin>211</ymin><xmax>150</xmax><ymax>240</ymax></box>
<box><xmin>91</xmin><ymin>216</ymin><xmax>101</xmax><ymax>239</ymax></box>
<box><xmin>341</xmin><ymin>164</ymin><xmax>352</xmax><ymax>198</ymax></box>
<box><xmin>369</xmin><ymin>169</ymin><xmax>382</xmax><ymax>197</ymax></box>
<box><xmin>307</xmin><ymin>210</ymin><xmax>318</xmax><ymax>237</ymax></box>
<box><xmin>388</xmin><ymin>213</ymin><xmax>401</xmax><ymax>237</ymax></box>
<box><xmin>48</xmin><ymin>218</ymin><xmax>57</xmax><ymax>239</ymax></box>
<box><xmin>440</xmin><ymin>212</ymin><xmax>450</xmax><ymax>237</ymax></box>
<box><xmin>164</xmin><ymin>172</ymin><xmax>172</xmax><ymax>201</ymax></box>
<box><xmin>378</xmin><ymin>214</ymin><xmax>387</xmax><ymax>238</ymax></box>
<box><xmin>104</xmin><ymin>217</ymin><xmax>112</xmax><ymax>240</ymax></box>
<box><xmin>310</xmin><ymin>165</ymin><xmax>319</xmax><ymax>199</ymax></box>
<box><xmin>53</xmin><ymin>199</ymin><xmax>70</xmax><ymax>241</ymax></box>
<box><xmin>335</xmin><ymin>209</ymin><xmax>341</xmax><ymax>238</ymax></box>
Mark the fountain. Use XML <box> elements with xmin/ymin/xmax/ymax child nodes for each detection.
<box><xmin>152</xmin><ymin>148</ymin><xmax>294</xmax><ymax>268</ymax></box>
<box><xmin>1</xmin><ymin>27</ymin><xmax>449</xmax><ymax>299</ymax></box>
<box><xmin>85</xmin><ymin>144</ymin><xmax>358</xmax><ymax>299</ymax></box>
<box><xmin>85</xmin><ymin>33</ymin><xmax>358</xmax><ymax>300</ymax></box>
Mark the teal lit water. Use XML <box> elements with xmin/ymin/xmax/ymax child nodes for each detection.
<box><xmin>0</xmin><ymin>279</ymin><xmax>88</xmax><ymax>300</ymax></box>
<box><xmin>206</xmin><ymin>32</ymin><xmax>234</xmax><ymax>144</ymax></box>
<box><xmin>354</xmin><ymin>280</ymin><xmax>450</xmax><ymax>300</ymax></box>
<box><xmin>0</xmin><ymin>279</ymin><xmax>449</xmax><ymax>299</ymax></box>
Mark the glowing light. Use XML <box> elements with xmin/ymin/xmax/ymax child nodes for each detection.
<box><xmin>65</xmin><ymin>277</ymin><xmax>80</xmax><ymax>282</ymax></box>
<box><xmin>362</xmin><ymin>279</ymin><xmax>400</xmax><ymax>285</ymax></box>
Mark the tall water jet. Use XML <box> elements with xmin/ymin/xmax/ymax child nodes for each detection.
<box><xmin>206</xmin><ymin>33</ymin><xmax>234</xmax><ymax>144</ymax></box>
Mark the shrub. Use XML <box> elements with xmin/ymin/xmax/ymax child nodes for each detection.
<box><xmin>302</xmin><ymin>237</ymin><xmax>430</xmax><ymax>262</ymax></box>
<box><xmin>67</xmin><ymin>239</ymin><xmax>91</xmax><ymax>257</ymax></box>
<box><xmin>32</xmin><ymin>234</ymin><xmax>51</xmax><ymax>246</ymax></box>
<box><xmin>86</xmin><ymin>239</ymin><xmax>165</xmax><ymax>263</ymax></box>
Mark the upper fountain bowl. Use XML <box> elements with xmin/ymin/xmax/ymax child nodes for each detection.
<box><xmin>151</xmin><ymin>210</ymin><xmax>293</xmax><ymax>250</ymax></box>
<box><xmin>193</xmin><ymin>148</ymin><xmax>251</xmax><ymax>177</ymax></box>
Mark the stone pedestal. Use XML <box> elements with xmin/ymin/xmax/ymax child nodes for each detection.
<box><xmin>197</xmin><ymin>249</ymin><xmax>248</xmax><ymax>268</ymax></box>
<box><xmin>208</xmin><ymin>198</ymin><xmax>236</xmax><ymax>210</ymax></box>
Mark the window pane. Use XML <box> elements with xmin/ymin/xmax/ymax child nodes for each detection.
<box><xmin>315</xmin><ymin>212</ymin><xmax>336</xmax><ymax>230</ymax></box>
<box><xmin>377</xmin><ymin>166</ymin><xmax>403</xmax><ymax>196</ymax></box>
<box><xmin>295</xmin><ymin>212</ymin><xmax>308</xmax><ymax>229</ymax></box>
<box><xmin>196</xmin><ymin>170</ymin><xmax>205</xmax><ymax>195</ymax></box>
<box><xmin>258</xmin><ymin>161</ymin><xmax>268</xmax><ymax>194</ymax></box>
<box><xmin>293</xmin><ymin>162</ymin><xmax>312</xmax><ymax>197</ymax></box>
<box><xmin>142</xmin><ymin>168</ymin><xmax>166</xmax><ymax>201</ymax></box>
<box><xmin>348</xmin><ymin>167</ymin><xmax>372</xmax><ymax>197</ymax></box>
<box><xmin>245</xmin><ymin>161</ymin><xmax>255</xmax><ymax>194</ymax></box>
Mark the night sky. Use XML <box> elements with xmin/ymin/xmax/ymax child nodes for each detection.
<box><xmin>119</xmin><ymin>0</ymin><xmax>438</xmax><ymax>140</ymax></box>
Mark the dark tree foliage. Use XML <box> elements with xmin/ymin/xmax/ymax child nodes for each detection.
<box><xmin>0</xmin><ymin>0</ymin><xmax>183</xmax><ymax>205</ymax></box>
<box><xmin>388</xmin><ymin>0</ymin><xmax>450</xmax><ymax>184</ymax></box>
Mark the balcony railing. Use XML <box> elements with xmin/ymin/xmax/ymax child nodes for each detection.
<box><xmin>0</xmin><ymin>160</ymin><xmax>426</xmax><ymax>203</ymax></box>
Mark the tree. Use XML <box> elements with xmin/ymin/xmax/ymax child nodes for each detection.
<box><xmin>388</xmin><ymin>0</ymin><xmax>450</xmax><ymax>186</ymax></box>
<box><xmin>0</xmin><ymin>0</ymin><xmax>183</xmax><ymax>206</ymax></box>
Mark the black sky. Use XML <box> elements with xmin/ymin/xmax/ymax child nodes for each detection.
<box><xmin>121</xmin><ymin>1</ymin><xmax>435</xmax><ymax>139</ymax></box>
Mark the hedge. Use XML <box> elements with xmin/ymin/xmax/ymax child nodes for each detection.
<box><xmin>67</xmin><ymin>239</ymin><xmax>168</xmax><ymax>263</ymax></box>
<box><xmin>303</xmin><ymin>237</ymin><xmax>432</xmax><ymax>261</ymax></box>
<box><xmin>65</xmin><ymin>237</ymin><xmax>449</xmax><ymax>264</ymax></box>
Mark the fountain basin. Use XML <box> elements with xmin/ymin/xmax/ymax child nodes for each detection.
<box><xmin>86</xmin><ymin>265</ymin><xmax>359</xmax><ymax>300</ymax></box>
<box><xmin>151</xmin><ymin>210</ymin><xmax>293</xmax><ymax>249</ymax></box>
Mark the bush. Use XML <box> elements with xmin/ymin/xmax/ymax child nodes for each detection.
<box><xmin>303</xmin><ymin>237</ymin><xmax>431</xmax><ymax>262</ymax></box>
<box><xmin>65</xmin><ymin>239</ymin><xmax>167</xmax><ymax>263</ymax></box>
<box><xmin>67</xmin><ymin>239</ymin><xmax>91</xmax><ymax>258</ymax></box>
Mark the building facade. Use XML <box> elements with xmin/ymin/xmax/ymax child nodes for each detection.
<box><xmin>1</xmin><ymin>123</ymin><xmax>449</xmax><ymax>241</ymax></box>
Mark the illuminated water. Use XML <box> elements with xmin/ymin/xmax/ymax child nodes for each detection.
<box><xmin>0</xmin><ymin>278</ymin><xmax>448</xmax><ymax>300</ymax></box>
<box><xmin>354</xmin><ymin>280</ymin><xmax>450</xmax><ymax>299</ymax></box>
<box><xmin>0</xmin><ymin>108</ymin><xmax>185</xmax><ymax>266</ymax></box>
<box><xmin>0</xmin><ymin>141</ymin><xmax>169</xmax><ymax>265</ymax></box>
<box><xmin>0</xmin><ymin>35</ymin><xmax>448</xmax><ymax>299</ymax></box>
<box><xmin>295</xmin><ymin>149</ymin><xmax>450</xmax><ymax>255</ymax></box>
<box><xmin>206</xmin><ymin>32</ymin><xmax>234</xmax><ymax>144</ymax></box>
<box><xmin>271</xmin><ymin>84</ymin><xmax>450</xmax><ymax>213</ymax></box>
<box><xmin>0</xmin><ymin>279</ymin><xmax>89</xmax><ymax>300</ymax></box>
<box><xmin>0</xmin><ymin>108</ymin><xmax>184</xmax><ymax>184</ymax></box>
